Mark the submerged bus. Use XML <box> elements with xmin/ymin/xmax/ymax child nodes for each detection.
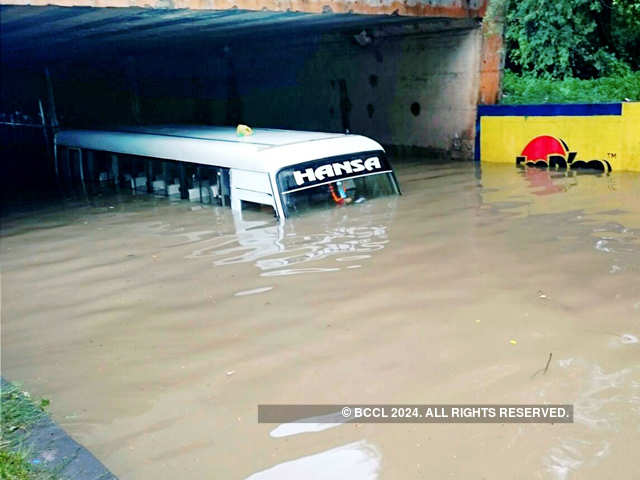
<box><xmin>54</xmin><ymin>126</ymin><xmax>401</xmax><ymax>219</ymax></box>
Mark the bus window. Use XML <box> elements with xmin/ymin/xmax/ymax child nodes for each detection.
<box><xmin>276</xmin><ymin>152</ymin><xmax>398</xmax><ymax>217</ymax></box>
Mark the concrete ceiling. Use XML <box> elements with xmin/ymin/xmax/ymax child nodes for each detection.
<box><xmin>0</xmin><ymin>5</ymin><xmax>476</xmax><ymax>66</ymax></box>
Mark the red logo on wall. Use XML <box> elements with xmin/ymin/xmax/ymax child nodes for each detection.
<box><xmin>516</xmin><ymin>136</ymin><xmax>611</xmax><ymax>172</ymax></box>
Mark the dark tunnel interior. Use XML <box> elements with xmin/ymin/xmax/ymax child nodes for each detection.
<box><xmin>1</xmin><ymin>5</ymin><xmax>485</xmax><ymax>205</ymax></box>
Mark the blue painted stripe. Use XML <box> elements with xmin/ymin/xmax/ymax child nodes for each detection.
<box><xmin>477</xmin><ymin>103</ymin><xmax>622</xmax><ymax>117</ymax></box>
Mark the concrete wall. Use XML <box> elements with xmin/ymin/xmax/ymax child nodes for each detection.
<box><xmin>27</xmin><ymin>20</ymin><xmax>482</xmax><ymax>158</ymax></box>
<box><xmin>233</xmin><ymin>23</ymin><xmax>482</xmax><ymax>157</ymax></box>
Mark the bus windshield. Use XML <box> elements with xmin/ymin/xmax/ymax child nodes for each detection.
<box><xmin>277</xmin><ymin>152</ymin><xmax>399</xmax><ymax>217</ymax></box>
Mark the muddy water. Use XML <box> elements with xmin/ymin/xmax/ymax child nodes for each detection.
<box><xmin>1</xmin><ymin>161</ymin><xmax>639</xmax><ymax>479</ymax></box>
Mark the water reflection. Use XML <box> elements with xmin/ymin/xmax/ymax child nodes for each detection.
<box><xmin>515</xmin><ymin>164</ymin><xmax>621</xmax><ymax>198</ymax></box>
<box><xmin>184</xmin><ymin>197</ymin><xmax>397</xmax><ymax>276</ymax></box>
<box><xmin>481</xmin><ymin>164</ymin><xmax>640</xmax><ymax>277</ymax></box>
<box><xmin>519</xmin><ymin>166</ymin><xmax>566</xmax><ymax>196</ymax></box>
<box><xmin>246</xmin><ymin>441</ymin><xmax>381</xmax><ymax>480</ymax></box>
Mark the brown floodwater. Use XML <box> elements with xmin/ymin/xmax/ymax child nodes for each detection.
<box><xmin>1</xmin><ymin>160</ymin><xmax>639</xmax><ymax>479</ymax></box>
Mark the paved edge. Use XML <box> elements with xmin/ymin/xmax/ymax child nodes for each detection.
<box><xmin>1</xmin><ymin>377</ymin><xmax>118</xmax><ymax>480</ymax></box>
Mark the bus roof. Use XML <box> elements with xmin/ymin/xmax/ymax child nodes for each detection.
<box><xmin>54</xmin><ymin>126</ymin><xmax>385</xmax><ymax>174</ymax></box>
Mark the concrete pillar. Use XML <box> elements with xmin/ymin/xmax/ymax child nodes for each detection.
<box><xmin>478</xmin><ymin>1</ymin><xmax>505</xmax><ymax>105</ymax></box>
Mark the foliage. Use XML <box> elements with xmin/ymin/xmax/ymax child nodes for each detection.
<box><xmin>0</xmin><ymin>449</ymin><xmax>57</xmax><ymax>480</ymax></box>
<box><xmin>0</xmin><ymin>449</ymin><xmax>32</xmax><ymax>480</ymax></box>
<box><xmin>612</xmin><ymin>0</ymin><xmax>640</xmax><ymax>69</ymax></box>
<box><xmin>505</xmin><ymin>0</ymin><xmax>640</xmax><ymax>79</ymax></box>
<box><xmin>501</xmin><ymin>70</ymin><xmax>640</xmax><ymax>104</ymax></box>
<box><xmin>1</xmin><ymin>383</ymin><xmax>49</xmax><ymax>441</ymax></box>
<box><xmin>1</xmin><ymin>383</ymin><xmax>57</xmax><ymax>480</ymax></box>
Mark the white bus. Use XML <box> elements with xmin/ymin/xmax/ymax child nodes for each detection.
<box><xmin>54</xmin><ymin>125</ymin><xmax>401</xmax><ymax>219</ymax></box>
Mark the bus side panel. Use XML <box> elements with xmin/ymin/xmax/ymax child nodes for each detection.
<box><xmin>230</xmin><ymin>169</ymin><xmax>278</xmax><ymax>215</ymax></box>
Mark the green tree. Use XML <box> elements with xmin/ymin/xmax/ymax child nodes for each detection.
<box><xmin>611</xmin><ymin>0</ymin><xmax>640</xmax><ymax>69</ymax></box>
<box><xmin>505</xmin><ymin>0</ymin><xmax>639</xmax><ymax>79</ymax></box>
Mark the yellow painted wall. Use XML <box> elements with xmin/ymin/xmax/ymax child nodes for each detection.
<box><xmin>480</xmin><ymin>102</ymin><xmax>640</xmax><ymax>172</ymax></box>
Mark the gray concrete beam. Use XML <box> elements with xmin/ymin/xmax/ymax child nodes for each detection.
<box><xmin>0</xmin><ymin>0</ymin><xmax>487</xmax><ymax>18</ymax></box>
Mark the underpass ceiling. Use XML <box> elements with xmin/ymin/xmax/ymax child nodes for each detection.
<box><xmin>1</xmin><ymin>5</ymin><xmax>478</xmax><ymax>66</ymax></box>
